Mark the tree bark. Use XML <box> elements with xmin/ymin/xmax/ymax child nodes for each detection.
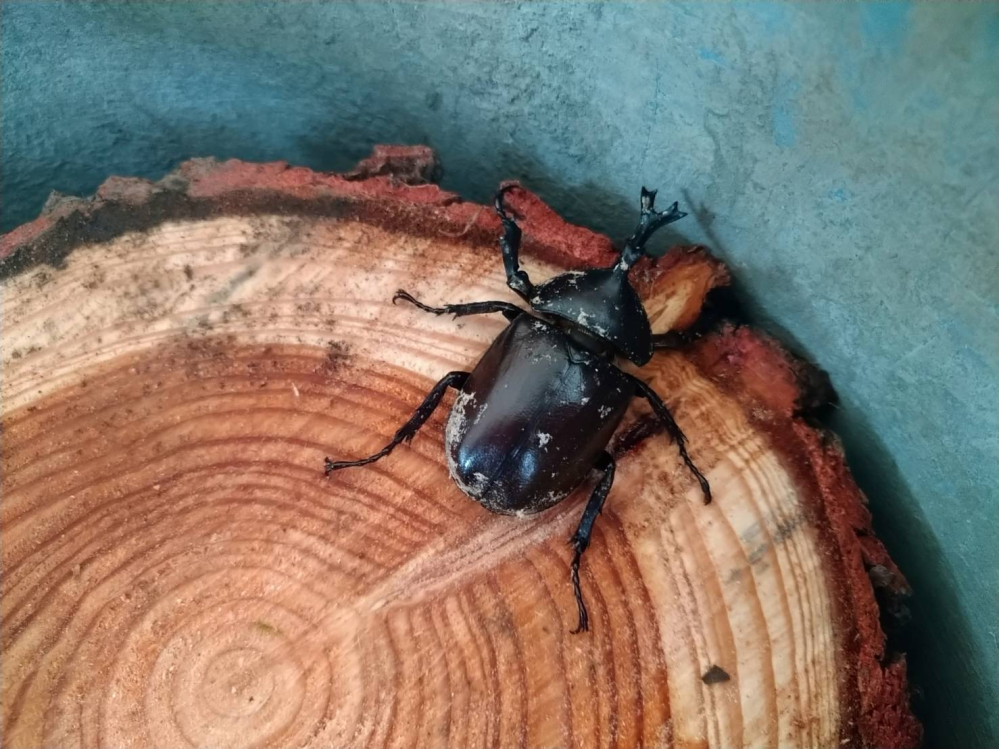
<box><xmin>0</xmin><ymin>146</ymin><xmax>921</xmax><ymax>749</ymax></box>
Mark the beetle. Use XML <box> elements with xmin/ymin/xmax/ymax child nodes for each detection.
<box><xmin>325</xmin><ymin>185</ymin><xmax>711</xmax><ymax>633</ymax></box>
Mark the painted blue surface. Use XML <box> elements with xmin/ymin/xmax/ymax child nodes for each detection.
<box><xmin>861</xmin><ymin>2</ymin><xmax>911</xmax><ymax>53</ymax></box>
<box><xmin>697</xmin><ymin>47</ymin><xmax>726</xmax><ymax>66</ymax></box>
<box><xmin>771</xmin><ymin>74</ymin><xmax>799</xmax><ymax>149</ymax></box>
<box><xmin>2</xmin><ymin>3</ymin><xmax>996</xmax><ymax>746</ymax></box>
<box><xmin>828</xmin><ymin>187</ymin><xmax>850</xmax><ymax>203</ymax></box>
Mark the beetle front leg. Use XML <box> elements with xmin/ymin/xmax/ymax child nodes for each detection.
<box><xmin>569</xmin><ymin>451</ymin><xmax>616</xmax><ymax>634</ymax></box>
<box><xmin>615</xmin><ymin>188</ymin><xmax>689</xmax><ymax>271</ymax></box>
<box><xmin>324</xmin><ymin>371</ymin><xmax>469</xmax><ymax>474</ymax></box>
<box><xmin>393</xmin><ymin>290</ymin><xmax>524</xmax><ymax>321</ymax></box>
<box><xmin>629</xmin><ymin>375</ymin><xmax>712</xmax><ymax>503</ymax></box>
<box><xmin>495</xmin><ymin>186</ymin><xmax>535</xmax><ymax>302</ymax></box>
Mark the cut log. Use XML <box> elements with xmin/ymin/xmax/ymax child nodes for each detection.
<box><xmin>0</xmin><ymin>147</ymin><xmax>920</xmax><ymax>749</ymax></box>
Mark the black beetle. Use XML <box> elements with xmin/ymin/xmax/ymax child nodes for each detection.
<box><xmin>325</xmin><ymin>185</ymin><xmax>711</xmax><ymax>633</ymax></box>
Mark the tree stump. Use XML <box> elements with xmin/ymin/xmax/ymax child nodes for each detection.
<box><xmin>1</xmin><ymin>146</ymin><xmax>921</xmax><ymax>748</ymax></box>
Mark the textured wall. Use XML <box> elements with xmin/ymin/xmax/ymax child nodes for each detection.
<box><xmin>3</xmin><ymin>2</ymin><xmax>996</xmax><ymax>746</ymax></box>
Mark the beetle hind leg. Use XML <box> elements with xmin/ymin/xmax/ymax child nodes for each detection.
<box><xmin>324</xmin><ymin>371</ymin><xmax>469</xmax><ymax>474</ymax></box>
<box><xmin>569</xmin><ymin>451</ymin><xmax>616</xmax><ymax>634</ymax></box>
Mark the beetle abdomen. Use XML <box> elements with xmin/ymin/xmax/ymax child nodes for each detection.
<box><xmin>445</xmin><ymin>314</ymin><xmax>634</xmax><ymax>515</ymax></box>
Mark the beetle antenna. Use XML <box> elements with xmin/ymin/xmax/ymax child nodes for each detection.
<box><xmin>615</xmin><ymin>187</ymin><xmax>687</xmax><ymax>273</ymax></box>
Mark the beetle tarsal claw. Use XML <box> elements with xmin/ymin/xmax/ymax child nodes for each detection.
<box><xmin>569</xmin><ymin>550</ymin><xmax>589</xmax><ymax>634</ymax></box>
<box><xmin>698</xmin><ymin>475</ymin><xmax>713</xmax><ymax>504</ymax></box>
<box><xmin>494</xmin><ymin>184</ymin><xmax>522</xmax><ymax>221</ymax></box>
<box><xmin>640</xmin><ymin>186</ymin><xmax>657</xmax><ymax>211</ymax></box>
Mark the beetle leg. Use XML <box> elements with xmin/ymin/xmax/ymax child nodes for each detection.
<box><xmin>393</xmin><ymin>289</ymin><xmax>524</xmax><ymax>321</ymax></box>
<box><xmin>616</xmin><ymin>188</ymin><xmax>688</xmax><ymax>271</ymax></box>
<box><xmin>651</xmin><ymin>330</ymin><xmax>696</xmax><ymax>350</ymax></box>
<box><xmin>495</xmin><ymin>186</ymin><xmax>535</xmax><ymax>302</ymax></box>
<box><xmin>324</xmin><ymin>371</ymin><xmax>469</xmax><ymax>474</ymax></box>
<box><xmin>628</xmin><ymin>375</ymin><xmax>712</xmax><ymax>503</ymax></box>
<box><xmin>631</xmin><ymin>187</ymin><xmax>688</xmax><ymax>249</ymax></box>
<box><xmin>569</xmin><ymin>451</ymin><xmax>616</xmax><ymax>634</ymax></box>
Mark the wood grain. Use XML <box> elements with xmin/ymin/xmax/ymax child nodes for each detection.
<box><xmin>0</xmin><ymin>152</ymin><xmax>920</xmax><ymax>749</ymax></box>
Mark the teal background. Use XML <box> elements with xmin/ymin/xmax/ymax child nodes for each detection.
<box><xmin>2</xmin><ymin>3</ymin><xmax>996</xmax><ymax>746</ymax></box>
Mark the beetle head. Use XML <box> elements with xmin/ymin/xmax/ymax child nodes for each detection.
<box><xmin>529</xmin><ymin>188</ymin><xmax>687</xmax><ymax>366</ymax></box>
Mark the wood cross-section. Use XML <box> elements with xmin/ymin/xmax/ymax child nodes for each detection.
<box><xmin>0</xmin><ymin>147</ymin><xmax>920</xmax><ymax>749</ymax></box>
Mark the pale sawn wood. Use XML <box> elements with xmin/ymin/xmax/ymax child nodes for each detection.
<box><xmin>3</xmin><ymin>214</ymin><xmax>841</xmax><ymax>749</ymax></box>
<box><xmin>1</xmin><ymin>150</ymin><xmax>920</xmax><ymax>748</ymax></box>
